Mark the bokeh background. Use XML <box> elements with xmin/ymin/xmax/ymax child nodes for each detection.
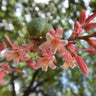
<box><xmin>0</xmin><ymin>0</ymin><xmax>96</xmax><ymax>96</ymax></box>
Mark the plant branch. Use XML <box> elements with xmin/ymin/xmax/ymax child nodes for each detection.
<box><xmin>23</xmin><ymin>77</ymin><xmax>50</xmax><ymax>96</ymax></box>
<box><xmin>35</xmin><ymin>90</ymin><xmax>48</xmax><ymax>96</ymax></box>
<box><xmin>11</xmin><ymin>74</ymin><xmax>16</xmax><ymax>96</ymax></box>
<box><xmin>23</xmin><ymin>70</ymin><xmax>39</xmax><ymax>96</ymax></box>
<box><xmin>0</xmin><ymin>58</ymin><xmax>6</xmax><ymax>63</ymax></box>
<box><xmin>68</xmin><ymin>32</ymin><xmax>96</xmax><ymax>41</ymax></box>
<box><xmin>32</xmin><ymin>78</ymin><xmax>50</xmax><ymax>90</ymax></box>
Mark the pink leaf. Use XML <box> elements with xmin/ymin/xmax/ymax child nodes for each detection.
<box><xmin>86</xmin><ymin>12</ymin><xmax>96</xmax><ymax>24</ymax></box>
<box><xmin>84</xmin><ymin>23</ymin><xmax>96</xmax><ymax>31</ymax></box>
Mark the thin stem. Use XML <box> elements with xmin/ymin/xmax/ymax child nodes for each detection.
<box><xmin>68</xmin><ymin>32</ymin><xmax>96</xmax><ymax>41</ymax></box>
<box><xmin>4</xmin><ymin>35</ymin><xmax>13</xmax><ymax>48</ymax></box>
<box><xmin>11</xmin><ymin>74</ymin><xmax>16</xmax><ymax>96</ymax></box>
<box><xmin>0</xmin><ymin>58</ymin><xmax>6</xmax><ymax>63</ymax></box>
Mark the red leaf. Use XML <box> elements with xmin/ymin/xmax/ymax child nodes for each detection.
<box><xmin>84</xmin><ymin>23</ymin><xmax>96</xmax><ymax>31</ymax></box>
<box><xmin>86</xmin><ymin>12</ymin><xmax>96</xmax><ymax>24</ymax></box>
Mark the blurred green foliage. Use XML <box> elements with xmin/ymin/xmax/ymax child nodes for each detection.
<box><xmin>0</xmin><ymin>0</ymin><xmax>96</xmax><ymax>96</ymax></box>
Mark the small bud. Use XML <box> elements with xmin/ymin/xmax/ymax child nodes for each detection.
<box><xmin>0</xmin><ymin>42</ymin><xmax>6</xmax><ymax>52</ymax></box>
<box><xmin>26</xmin><ymin>60</ymin><xmax>37</xmax><ymax>69</ymax></box>
<box><xmin>75</xmin><ymin>56</ymin><xmax>88</xmax><ymax>75</ymax></box>
<box><xmin>79</xmin><ymin>10</ymin><xmax>86</xmax><ymax>25</ymax></box>
<box><xmin>49</xmin><ymin>29</ymin><xmax>56</xmax><ymax>36</ymax></box>
<box><xmin>0</xmin><ymin>69</ymin><xmax>9</xmax><ymax>85</ymax></box>
<box><xmin>74</xmin><ymin>21</ymin><xmax>81</xmax><ymax>30</ymax></box>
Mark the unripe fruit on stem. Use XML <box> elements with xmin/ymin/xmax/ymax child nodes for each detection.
<box><xmin>39</xmin><ymin>23</ymin><xmax>53</xmax><ymax>43</ymax></box>
<box><xmin>42</xmin><ymin>23</ymin><xmax>53</xmax><ymax>37</ymax></box>
<box><xmin>27</xmin><ymin>17</ymin><xmax>53</xmax><ymax>39</ymax></box>
<box><xmin>27</xmin><ymin>17</ymin><xmax>46</xmax><ymax>38</ymax></box>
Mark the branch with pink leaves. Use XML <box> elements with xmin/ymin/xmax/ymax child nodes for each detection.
<box><xmin>1</xmin><ymin>9</ymin><xmax>96</xmax><ymax>85</ymax></box>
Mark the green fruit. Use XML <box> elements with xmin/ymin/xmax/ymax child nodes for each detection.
<box><xmin>39</xmin><ymin>23</ymin><xmax>53</xmax><ymax>43</ymax></box>
<box><xmin>27</xmin><ymin>17</ymin><xmax>54</xmax><ymax>39</ymax></box>
<box><xmin>42</xmin><ymin>23</ymin><xmax>53</xmax><ymax>37</ymax></box>
<box><xmin>27</xmin><ymin>17</ymin><xmax>46</xmax><ymax>38</ymax></box>
<box><xmin>44</xmin><ymin>18</ymin><xmax>48</xmax><ymax>23</ymax></box>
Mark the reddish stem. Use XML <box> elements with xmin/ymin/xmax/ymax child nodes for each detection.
<box><xmin>68</xmin><ymin>32</ymin><xmax>96</xmax><ymax>41</ymax></box>
<box><xmin>10</xmin><ymin>68</ymin><xmax>25</xmax><ymax>74</ymax></box>
<box><xmin>4</xmin><ymin>35</ymin><xmax>13</xmax><ymax>48</ymax></box>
